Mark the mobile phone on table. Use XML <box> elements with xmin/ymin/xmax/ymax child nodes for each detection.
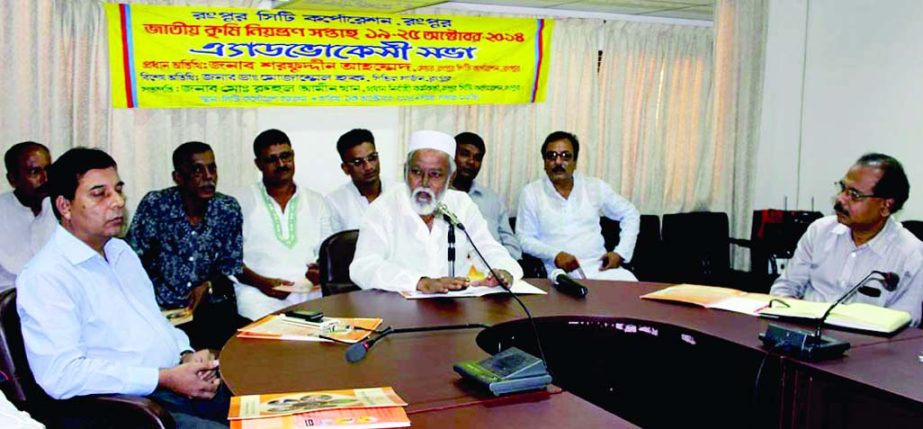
<box><xmin>285</xmin><ymin>309</ymin><xmax>324</xmax><ymax>322</ymax></box>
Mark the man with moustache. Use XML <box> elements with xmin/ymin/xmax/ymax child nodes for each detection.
<box><xmin>451</xmin><ymin>132</ymin><xmax>521</xmax><ymax>259</ymax></box>
<box><xmin>517</xmin><ymin>131</ymin><xmax>640</xmax><ymax>281</ymax></box>
<box><xmin>234</xmin><ymin>129</ymin><xmax>332</xmax><ymax>320</ymax></box>
<box><xmin>350</xmin><ymin>130</ymin><xmax>522</xmax><ymax>294</ymax></box>
<box><xmin>771</xmin><ymin>153</ymin><xmax>923</xmax><ymax>327</ymax></box>
<box><xmin>326</xmin><ymin>128</ymin><xmax>395</xmax><ymax>233</ymax></box>
<box><xmin>17</xmin><ymin>148</ymin><xmax>228</xmax><ymax>428</ymax></box>
<box><xmin>0</xmin><ymin>142</ymin><xmax>56</xmax><ymax>291</ymax></box>
<box><xmin>127</xmin><ymin>142</ymin><xmax>248</xmax><ymax>349</ymax></box>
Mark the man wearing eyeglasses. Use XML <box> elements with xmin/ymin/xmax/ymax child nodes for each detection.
<box><xmin>325</xmin><ymin>128</ymin><xmax>396</xmax><ymax>233</ymax></box>
<box><xmin>770</xmin><ymin>153</ymin><xmax>923</xmax><ymax>326</ymax></box>
<box><xmin>350</xmin><ymin>130</ymin><xmax>522</xmax><ymax>294</ymax></box>
<box><xmin>516</xmin><ymin>131</ymin><xmax>640</xmax><ymax>281</ymax></box>
<box><xmin>233</xmin><ymin>129</ymin><xmax>331</xmax><ymax>320</ymax></box>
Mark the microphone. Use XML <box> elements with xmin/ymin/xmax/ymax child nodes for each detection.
<box><xmin>435</xmin><ymin>202</ymin><xmax>464</xmax><ymax>230</ymax></box>
<box><xmin>345</xmin><ymin>324</ymin><xmax>487</xmax><ymax>363</ymax></box>
<box><xmin>345</xmin><ymin>326</ymin><xmax>393</xmax><ymax>363</ymax></box>
<box><xmin>879</xmin><ymin>271</ymin><xmax>900</xmax><ymax>291</ymax></box>
<box><xmin>813</xmin><ymin>270</ymin><xmax>896</xmax><ymax>338</ymax></box>
<box><xmin>549</xmin><ymin>269</ymin><xmax>589</xmax><ymax>298</ymax></box>
<box><xmin>760</xmin><ymin>270</ymin><xmax>895</xmax><ymax>361</ymax></box>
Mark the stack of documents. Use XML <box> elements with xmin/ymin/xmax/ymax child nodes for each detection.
<box><xmin>237</xmin><ymin>315</ymin><xmax>383</xmax><ymax>343</ymax></box>
<box><xmin>641</xmin><ymin>284</ymin><xmax>911</xmax><ymax>334</ymax></box>
<box><xmin>229</xmin><ymin>387</ymin><xmax>410</xmax><ymax>429</ymax></box>
<box><xmin>640</xmin><ymin>284</ymin><xmax>775</xmax><ymax>316</ymax></box>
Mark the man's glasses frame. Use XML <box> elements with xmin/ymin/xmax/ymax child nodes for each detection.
<box><xmin>543</xmin><ymin>151</ymin><xmax>574</xmax><ymax>161</ymax></box>
<box><xmin>258</xmin><ymin>151</ymin><xmax>294</xmax><ymax>164</ymax></box>
<box><xmin>835</xmin><ymin>180</ymin><xmax>881</xmax><ymax>202</ymax></box>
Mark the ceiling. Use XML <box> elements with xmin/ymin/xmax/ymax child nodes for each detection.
<box><xmin>267</xmin><ymin>0</ymin><xmax>714</xmax><ymax>21</ymax></box>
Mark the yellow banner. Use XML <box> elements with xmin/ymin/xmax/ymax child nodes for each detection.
<box><xmin>104</xmin><ymin>4</ymin><xmax>554</xmax><ymax>108</ymax></box>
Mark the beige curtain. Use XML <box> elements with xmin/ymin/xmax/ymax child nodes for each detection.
<box><xmin>403</xmin><ymin>5</ymin><xmax>767</xmax><ymax>269</ymax></box>
<box><xmin>595</xmin><ymin>20</ymin><xmax>714</xmax><ymax>215</ymax></box>
<box><xmin>0</xmin><ymin>0</ymin><xmax>261</xmax><ymax>214</ymax></box>
<box><xmin>714</xmin><ymin>0</ymin><xmax>768</xmax><ymax>266</ymax></box>
<box><xmin>399</xmin><ymin>18</ymin><xmax>604</xmax><ymax>207</ymax></box>
<box><xmin>401</xmin><ymin>17</ymin><xmax>717</xmax><ymax>213</ymax></box>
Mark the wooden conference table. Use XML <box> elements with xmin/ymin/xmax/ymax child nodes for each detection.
<box><xmin>221</xmin><ymin>281</ymin><xmax>923</xmax><ymax>428</ymax></box>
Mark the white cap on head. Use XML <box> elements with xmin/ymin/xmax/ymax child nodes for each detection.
<box><xmin>408</xmin><ymin>130</ymin><xmax>456</xmax><ymax>159</ymax></box>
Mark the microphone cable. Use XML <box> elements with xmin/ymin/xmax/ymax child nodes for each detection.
<box><xmin>452</xmin><ymin>216</ymin><xmax>551</xmax><ymax>376</ymax></box>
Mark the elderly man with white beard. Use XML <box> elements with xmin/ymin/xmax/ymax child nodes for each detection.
<box><xmin>349</xmin><ymin>130</ymin><xmax>523</xmax><ymax>294</ymax></box>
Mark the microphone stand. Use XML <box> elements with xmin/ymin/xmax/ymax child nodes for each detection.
<box><xmin>760</xmin><ymin>270</ymin><xmax>889</xmax><ymax>361</ymax></box>
<box><xmin>813</xmin><ymin>271</ymin><xmax>883</xmax><ymax>338</ymax></box>
<box><xmin>448</xmin><ymin>222</ymin><xmax>456</xmax><ymax>277</ymax></box>
<box><xmin>448</xmin><ymin>214</ymin><xmax>551</xmax><ymax>375</ymax></box>
<box><xmin>346</xmin><ymin>323</ymin><xmax>489</xmax><ymax>363</ymax></box>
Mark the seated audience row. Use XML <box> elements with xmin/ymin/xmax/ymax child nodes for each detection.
<box><xmin>5</xmin><ymin>128</ymin><xmax>923</xmax><ymax>429</ymax></box>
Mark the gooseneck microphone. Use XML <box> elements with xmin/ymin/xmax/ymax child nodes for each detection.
<box><xmin>436</xmin><ymin>202</ymin><xmax>463</xmax><ymax>230</ymax></box>
<box><xmin>345</xmin><ymin>324</ymin><xmax>489</xmax><ymax>363</ymax></box>
<box><xmin>549</xmin><ymin>269</ymin><xmax>589</xmax><ymax>298</ymax></box>
<box><xmin>857</xmin><ymin>271</ymin><xmax>899</xmax><ymax>298</ymax></box>
<box><xmin>760</xmin><ymin>270</ymin><xmax>898</xmax><ymax>361</ymax></box>
<box><xmin>433</xmin><ymin>202</ymin><xmax>551</xmax><ymax>374</ymax></box>
<box><xmin>813</xmin><ymin>271</ymin><xmax>898</xmax><ymax>338</ymax></box>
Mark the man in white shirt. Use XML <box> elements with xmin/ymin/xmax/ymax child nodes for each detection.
<box><xmin>350</xmin><ymin>130</ymin><xmax>523</xmax><ymax>294</ymax></box>
<box><xmin>325</xmin><ymin>129</ymin><xmax>394</xmax><ymax>232</ymax></box>
<box><xmin>771</xmin><ymin>153</ymin><xmax>923</xmax><ymax>326</ymax></box>
<box><xmin>517</xmin><ymin>131</ymin><xmax>640</xmax><ymax>281</ymax></box>
<box><xmin>0</xmin><ymin>142</ymin><xmax>56</xmax><ymax>291</ymax></box>
<box><xmin>451</xmin><ymin>132</ymin><xmax>522</xmax><ymax>260</ymax></box>
<box><xmin>235</xmin><ymin>129</ymin><xmax>332</xmax><ymax>320</ymax></box>
<box><xmin>17</xmin><ymin>148</ymin><xmax>226</xmax><ymax>428</ymax></box>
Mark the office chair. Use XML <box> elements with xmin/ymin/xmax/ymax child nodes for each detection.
<box><xmin>660</xmin><ymin>212</ymin><xmax>733</xmax><ymax>287</ymax></box>
<box><xmin>746</xmin><ymin>209</ymin><xmax>823</xmax><ymax>276</ymax></box>
<box><xmin>903</xmin><ymin>220</ymin><xmax>923</xmax><ymax>241</ymax></box>
<box><xmin>317</xmin><ymin>229</ymin><xmax>362</xmax><ymax>296</ymax></box>
<box><xmin>599</xmin><ymin>215</ymin><xmax>662</xmax><ymax>281</ymax></box>
<box><xmin>505</xmin><ymin>217</ymin><xmax>547</xmax><ymax>278</ymax></box>
<box><xmin>0</xmin><ymin>289</ymin><xmax>174</xmax><ymax>429</ymax></box>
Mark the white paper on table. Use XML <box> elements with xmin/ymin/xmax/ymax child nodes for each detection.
<box><xmin>706</xmin><ymin>296</ymin><xmax>773</xmax><ymax>316</ymax></box>
<box><xmin>399</xmin><ymin>279</ymin><xmax>547</xmax><ymax>299</ymax></box>
<box><xmin>273</xmin><ymin>278</ymin><xmax>318</xmax><ymax>293</ymax></box>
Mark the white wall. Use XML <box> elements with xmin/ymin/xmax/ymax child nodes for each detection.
<box><xmin>756</xmin><ymin>0</ymin><xmax>923</xmax><ymax>220</ymax></box>
<box><xmin>255</xmin><ymin>107</ymin><xmax>402</xmax><ymax>195</ymax></box>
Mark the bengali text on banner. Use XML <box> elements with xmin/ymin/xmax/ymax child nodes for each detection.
<box><xmin>104</xmin><ymin>3</ymin><xmax>554</xmax><ymax>108</ymax></box>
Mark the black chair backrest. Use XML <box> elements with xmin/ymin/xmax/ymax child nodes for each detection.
<box><xmin>747</xmin><ymin>210</ymin><xmax>822</xmax><ymax>274</ymax></box>
<box><xmin>0</xmin><ymin>289</ymin><xmax>52</xmax><ymax>409</ymax></box>
<box><xmin>318</xmin><ymin>230</ymin><xmax>361</xmax><ymax>296</ymax></box>
<box><xmin>661</xmin><ymin>212</ymin><xmax>730</xmax><ymax>285</ymax></box>
<box><xmin>903</xmin><ymin>220</ymin><xmax>923</xmax><ymax>241</ymax></box>
<box><xmin>600</xmin><ymin>217</ymin><xmax>621</xmax><ymax>252</ymax></box>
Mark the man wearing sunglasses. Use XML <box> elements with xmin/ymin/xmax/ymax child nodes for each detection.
<box><xmin>325</xmin><ymin>128</ymin><xmax>396</xmax><ymax>233</ymax></box>
<box><xmin>771</xmin><ymin>153</ymin><xmax>923</xmax><ymax>326</ymax></box>
<box><xmin>233</xmin><ymin>129</ymin><xmax>331</xmax><ymax>320</ymax></box>
<box><xmin>517</xmin><ymin>131</ymin><xmax>640</xmax><ymax>281</ymax></box>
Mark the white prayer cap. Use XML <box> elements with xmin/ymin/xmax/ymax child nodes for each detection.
<box><xmin>408</xmin><ymin>130</ymin><xmax>456</xmax><ymax>159</ymax></box>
